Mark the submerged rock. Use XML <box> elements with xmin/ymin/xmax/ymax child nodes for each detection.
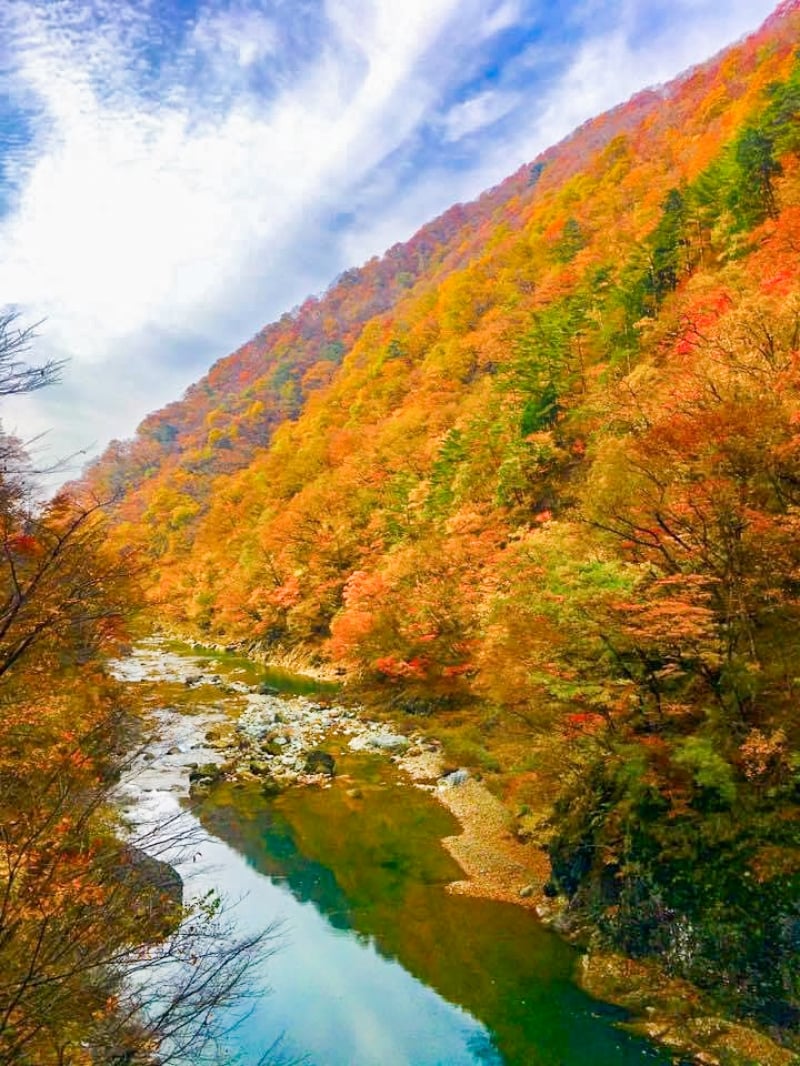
<box><xmin>256</xmin><ymin>681</ymin><xmax>280</xmax><ymax>695</ymax></box>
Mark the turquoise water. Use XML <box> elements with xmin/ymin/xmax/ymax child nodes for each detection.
<box><xmin>124</xmin><ymin>643</ymin><xmax>671</xmax><ymax>1066</ymax></box>
<box><xmin>197</xmin><ymin>778</ymin><xmax>671</xmax><ymax>1066</ymax></box>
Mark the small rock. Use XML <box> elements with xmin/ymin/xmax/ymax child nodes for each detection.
<box><xmin>346</xmin><ymin>787</ymin><xmax>363</xmax><ymax>800</ymax></box>
<box><xmin>249</xmin><ymin>761</ymin><xmax>272</xmax><ymax>777</ymax></box>
<box><xmin>304</xmin><ymin>750</ymin><xmax>336</xmax><ymax>776</ymax></box>
<box><xmin>256</xmin><ymin>681</ymin><xmax>280</xmax><ymax>696</ymax></box>
<box><xmin>440</xmin><ymin>768</ymin><xmax>469</xmax><ymax>787</ymax></box>
<box><xmin>519</xmin><ymin>884</ymin><xmax>535</xmax><ymax>899</ymax></box>
<box><xmin>188</xmin><ymin>762</ymin><xmax>224</xmax><ymax>785</ymax></box>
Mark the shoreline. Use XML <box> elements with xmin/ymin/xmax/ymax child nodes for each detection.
<box><xmin>154</xmin><ymin>627</ymin><xmax>344</xmax><ymax>683</ymax></box>
<box><xmin>125</xmin><ymin>636</ymin><xmax>799</xmax><ymax>1066</ymax></box>
<box><xmin>397</xmin><ymin>748</ymin><xmax>551</xmax><ymax>909</ymax></box>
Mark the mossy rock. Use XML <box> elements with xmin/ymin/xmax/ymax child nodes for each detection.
<box><xmin>249</xmin><ymin>760</ymin><xmax>272</xmax><ymax>777</ymax></box>
<box><xmin>188</xmin><ymin>762</ymin><xmax>224</xmax><ymax>784</ymax></box>
<box><xmin>304</xmin><ymin>750</ymin><xmax>336</xmax><ymax>776</ymax></box>
<box><xmin>581</xmin><ymin>953</ymin><xmax>799</xmax><ymax>1066</ymax></box>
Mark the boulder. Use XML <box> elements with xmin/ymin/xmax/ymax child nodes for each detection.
<box><xmin>373</xmin><ymin>733</ymin><xmax>410</xmax><ymax>752</ymax></box>
<box><xmin>122</xmin><ymin>846</ymin><xmax>184</xmax><ymax>909</ymax></box>
<box><xmin>116</xmin><ymin>846</ymin><xmax>184</xmax><ymax>934</ymax></box>
<box><xmin>248</xmin><ymin>760</ymin><xmax>272</xmax><ymax>777</ymax></box>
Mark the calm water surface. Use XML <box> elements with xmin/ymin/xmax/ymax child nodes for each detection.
<box><xmin>121</xmin><ymin>642</ymin><xmax>671</xmax><ymax>1066</ymax></box>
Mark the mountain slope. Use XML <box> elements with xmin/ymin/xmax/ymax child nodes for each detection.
<box><xmin>82</xmin><ymin>1</ymin><xmax>800</xmax><ymax>1046</ymax></box>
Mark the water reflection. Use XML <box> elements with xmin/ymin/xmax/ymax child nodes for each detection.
<box><xmin>119</xmin><ymin>641</ymin><xmax>669</xmax><ymax>1066</ymax></box>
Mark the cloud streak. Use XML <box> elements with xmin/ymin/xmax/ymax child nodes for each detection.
<box><xmin>0</xmin><ymin>0</ymin><xmax>781</xmax><ymax>485</ymax></box>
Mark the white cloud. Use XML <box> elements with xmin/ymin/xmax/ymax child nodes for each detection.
<box><xmin>408</xmin><ymin>0</ymin><xmax>780</xmax><ymax>224</ymax></box>
<box><xmin>442</xmin><ymin>89</ymin><xmax>522</xmax><ymax>142</ymax></box>
<box><xmin>0</xmin><ymin>0</ymin><xmax>466</xmax><ymax>470</ymax></box>
<box><xmin>191</xmin><ymin>6</ymin><xmax>278</xmax><ymax>68</ymax></box>
<box><xmin>481</xmin><ymin>0</ymin><xmax>525</xmax><ymax>36</ymax></box>
<box><xmin>0</xmin><ymin>0</ymin><xmax>468</xmax><ymax>361</ymax></box>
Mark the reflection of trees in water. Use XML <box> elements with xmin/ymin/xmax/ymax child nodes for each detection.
<box><xmin>197</xmin><ymin>781</ymin><xmax>669</xmax><ymax>1066</ymax></box>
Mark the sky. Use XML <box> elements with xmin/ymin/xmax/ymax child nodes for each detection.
<box><xmin>0</xmin><ymin>0</ymin><xmax>782</xmax><ymax>484</ymax></box>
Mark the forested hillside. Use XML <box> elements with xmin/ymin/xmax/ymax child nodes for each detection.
<box><xmin>82</xmin><ymin>0</ymin><xmax>800</xmax><ymax>1043</ymax></box>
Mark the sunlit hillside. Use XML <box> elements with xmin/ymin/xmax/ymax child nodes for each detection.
<box><xmin>81</xmin><ymin>0</ymin><xmax>800</xmax><ymax>1040</ymax></box>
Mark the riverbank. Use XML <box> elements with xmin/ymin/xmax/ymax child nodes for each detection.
<box><xmin>171</xmin><ymin>650</ymin><xmax>553</xmax><ymax>907</ymax></box>
<box><xmin>115</xmin><ymin>637</ymin><xmax>678</xmax><ymax>1066</ymax></box>
<box><xmin>156</xmin><ymin>626</ymin><xmax>343</xmax><ymax>683</ymax></box>
<box><xmin>398</xmin><ymin>747</ymin><xmax>550</xmax><ymax>907</ymax></box>
<box><xmin>122</xmin><ymin>638</ymin><xmax>798</xmax><ymax>1066</ymax></box>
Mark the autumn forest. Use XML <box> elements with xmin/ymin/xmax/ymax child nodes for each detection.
<box><xmin>3</xmin><ymin>0</ymin><xmax>800</xmax><ymax>1062</ymax></box>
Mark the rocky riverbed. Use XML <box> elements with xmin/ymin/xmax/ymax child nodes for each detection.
<box><xmin>114</xmin><ymin>638</ymin><xmax>467</xmax><ymax>798</ymax></box>
<box><xmin>113</xmin><ymin>639</ymin><xmax>551</xmax><ymax>908</ymax></box>
<box><xmin>186</xmin><ymin>678</ymin><xmax>444</xmax><ymax>795</ymax></box>
<box><xmin>170</xmin><ymin>658</ymin><xmax>553</xmax><ymax>909</ymax></box>
<box><xmin>113</xmin><ymin>638</ymin><xmax>795</xmax><ymax>1066</ymax></box>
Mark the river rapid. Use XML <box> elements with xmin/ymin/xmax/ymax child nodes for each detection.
<box><xmin>113</xmin><ymin>638</ymin><xmax>672</xmax><ymax>1066</ymax></box>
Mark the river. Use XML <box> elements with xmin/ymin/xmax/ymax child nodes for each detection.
<box><xmin>114</xmin><ymin>639</ymin><xmax>672</xmax><ymax>1066</ymax></box>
